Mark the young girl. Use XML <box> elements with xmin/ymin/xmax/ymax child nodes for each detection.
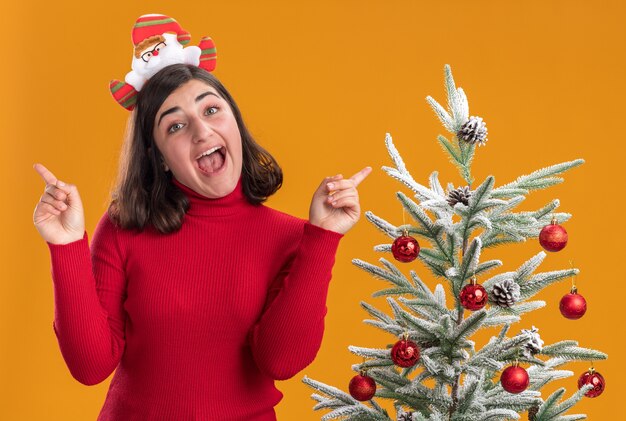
<box><xmin>33</xmin><ymin>59</ymin><xmax>370</xmax><ymax>419</ymax></box>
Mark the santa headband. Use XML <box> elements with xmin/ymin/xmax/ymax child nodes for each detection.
<box><xmin>110</xmin><ymin>14</ymin><xmax>217</xmax><ymax>111</ymax></box>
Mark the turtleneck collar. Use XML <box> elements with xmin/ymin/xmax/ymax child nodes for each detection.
<box><xmin>171</xmin><ymin>176</ymin><xmax>253</xmax><ymax>217</ymax></box>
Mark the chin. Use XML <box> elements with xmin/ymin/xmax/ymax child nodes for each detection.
<box><xmin>205</xmin><ymin>176</ymin><xmax>238</xmax><ymax>198</ymax></box>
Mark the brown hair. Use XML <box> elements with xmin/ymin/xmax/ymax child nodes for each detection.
<box><xmin>134</xmin><ymin>35</ymin><xmax>165</xmax><ymax>58</ymax></box>
<box><xmin>108</xmin><ymin>64</ymin><xmax>283</xmax><ymax>234</ymax></box>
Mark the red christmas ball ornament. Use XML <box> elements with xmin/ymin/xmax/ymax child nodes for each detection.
<box><xmin>539</xmin><ymin>218</ymin><xmax>568</xmax><ymax>252</ymax></box>
<box><xmin>391</xmin><ymin>337</ymin><xmax>421</xmax><ymax>368</ymax></box>
<box><xmin>349</xmin><ymin>371</ymin><xmax>376</xmax><ymax>401</ymax></box>
<box><xmin>392</xmin><ymin>232</ymin><xmax>420</xmax><ymax>262</ymax></box>
<box><xmin>578</xmin><ymin>368</ymin><xmax>605</xmax><ymax>398</ymax></box>
<box><xmin>560</xmin><ymin>287</ymin><xmax>587</xmax><ymax>320</ymax></box>
<box><xmin>460</xmin><ymin>277</ymin><xmax>488</xmax><ymax>311</ymax></box>
<box><xmin>500</xmin><ymin>364</ymin><xmax>530</xmax><ymax>394</ymax></box>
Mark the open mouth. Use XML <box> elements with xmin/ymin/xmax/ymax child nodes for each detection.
<box><xmin>196</xmin><ymin>146</ymin><xmax>226</xmax><ymax>174</ymax></box>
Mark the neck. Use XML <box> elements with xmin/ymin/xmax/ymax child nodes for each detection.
<box><xmin>171</xmin><ymin>176</ymin><xmax>252</xmax><ymax>217</ymax></box>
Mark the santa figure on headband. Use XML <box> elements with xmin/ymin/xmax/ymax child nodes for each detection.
<box><xmin>110</xmin><ymin>14</ymin><xmax>217</xmax><ymax>111</ymax></box>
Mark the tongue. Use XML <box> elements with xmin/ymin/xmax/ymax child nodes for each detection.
<box><xmin>198</xmin><ymin>152</ymin><xmax>225</xmax><ymax>173</ymax></box>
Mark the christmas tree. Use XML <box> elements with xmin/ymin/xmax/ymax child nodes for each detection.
<box><xmin>302</xmin><ymin>65</ymin><xmax>607</xmax><ymax>421</ymax></box>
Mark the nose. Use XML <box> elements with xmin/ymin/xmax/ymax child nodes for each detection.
<box><xmin>190</xmin><ymin>116</ymin><xmax>214</xmax><ymax>144</ymax></box>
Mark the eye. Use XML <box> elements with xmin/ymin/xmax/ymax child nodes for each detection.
<box><xmin>205</xmin><ymin>106</ymin><xmax>219</xmax><ymax>115</ymax></box>
<box><xmin>167</xmin><ymin>123</ymin><xmax>185</xmax><ymax>134</ymax></box>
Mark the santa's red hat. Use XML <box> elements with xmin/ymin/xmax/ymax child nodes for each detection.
<box><xmin>131</xmin><ymin>14</ymin><xmax>191</xmax><ymax>54</ymax></box>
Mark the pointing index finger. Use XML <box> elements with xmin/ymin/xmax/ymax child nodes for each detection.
<box><xmin>33</xmin><ymin>163</ymin><xmax>59</xmax><ymax>186</ymax></box>
<box><xmin>349</xmin><ymin>166</ymin><xmax>373</xmax><ymax>187</ymax></box>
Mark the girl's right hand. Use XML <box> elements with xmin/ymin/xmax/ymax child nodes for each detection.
<box><xmin>33</xmin><ymin>163</ymin><xmax>86</xmax><ymax>245</ymax></box>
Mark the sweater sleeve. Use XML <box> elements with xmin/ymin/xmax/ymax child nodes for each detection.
<box><xmin>248</xmin><ymin>221</ymin><xmax>344</xmax><ymax>380</ymax></box>
<box><xmin>47</xmin><ymin>214</ymin><xmax>127</xmax><ymax>386</ymax></box>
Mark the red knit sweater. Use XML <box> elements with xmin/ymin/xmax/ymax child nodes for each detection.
<box><xmin>47</xmin><ymin>176</ymin><xmax>343</xmax><ymax>420</ymax></box>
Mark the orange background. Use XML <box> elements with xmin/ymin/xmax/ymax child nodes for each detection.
<box><xmin>2</xmin><ymin>1</ymin><xmax>624</xmax><ymax>419</ymax></box>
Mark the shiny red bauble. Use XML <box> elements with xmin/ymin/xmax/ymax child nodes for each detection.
<box><xmin>349</xmin><ymin>373</ymin><xmax>376</xmax><ymax>401</ymax></box>
<box><xmin>460</xmin><ymin>282</ymin><xmax>488</xmax><ymax>311</ymax></box>
<box><xmin>539</xmin><ymin>219</ymin><xmax>568</xmax><ymax>252</ymax></box>
<box><xmin>578</xmin><ymin>369</ymin><xmax>605</xmax><ymax>398</ymax></box>
<box><xmin>560</xmin><ymin>288</ymin><xmax>587</xmax><ymax>320</ymax></box>
<box><xmin>391</xmin><ymin>339</ymin><xmax>421</xmax><ymax>368</ymax></box>
<box><xmin>500</xmin><ymin>365</ymin><xmax>530</xmax><ymax>394</ymax></box>
<box><xmin>392</xmin><ymin>235</ymin><xmax>420</xmax><ymax>262</ymax></box>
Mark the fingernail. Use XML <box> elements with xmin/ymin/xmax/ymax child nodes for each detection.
<box><xmin>58</xmin><ymin>181</ymin><xmax>65</xmax><ymax>187</ymax></box>
<box><xmin>327</xmin><ymin>182</ymin><xmax>334</xmax><ymax>190</ymax></box>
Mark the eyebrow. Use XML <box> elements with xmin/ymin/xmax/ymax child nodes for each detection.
<box><xmin>157</xmin><ymin>91</ymin><xmax>220</xmax><ymax>127</ymax></box>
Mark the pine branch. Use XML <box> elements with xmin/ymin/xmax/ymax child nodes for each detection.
<box><xmin>348</xmin><ymin>346</ymin><xmax>391</xmax><ymax>360</ymax></box>
<box><xmin>492</xmin><ymin>160</ymin><xmax>584</xmax><ymax>197</ymax></box>
<box><xmin>352</xmin><ymin>258</ymin><xmax>414</xmax><ymax>290</ymax></box>
<box><xmin>456</xmin><ymin>176</ymin><xmax>495</xmax><ymax>256</ymax></box>
<box><xmin>436</xmin><ymin>135</ymin><xmax>475</xmax><ymax>185</ymax></box>
<box><xmin>531</xmin><ymin>199</ymin><xmax>560</xmax><ymax>219</ymax></box>
<box><xmin>302</xmin><ymin>376</ymin><xmax>358</xmax><ymax>404</ymax></box>
<box><xmin>302</xmin><ymin>376</ymin><xmax>392</xmax><ymax>421</ymax></box>
<box><xmin>527</xmin><ymin>366</ymin><xmax>573</xmax><ymax>390</ymax></box>
<box><xmin>383</xmin><ymin>133</ymin><xmax>455</xmax><ymax>223</ymax></box>
<box><xmin>397</xmin><ymin>192</ymin><xmax>452</xmax><ymax>262</ymax></box>
<box><xmin>425</xmin><ymin>64</ymin><xmax>475</xmax><ymax>184</ymax></box>
<box><xmin>397</xmin><ymin>304</ymin><xmax>443</xmax><ymax>341</ymax></box>
<box><xmin>484</xmin><ymin>387</ymin><xmax>542</xmax><ymax>413</ymax></box>
<box><xmin>533</xmin><ymin>386</ymin><xmax>592</xmax><ymax>421</ymax></box>
<box><xmin>511</xmin><ymin>252</ymin><xmax>541</xmax><ymax>278</ymax></box>
<box><xmin>363</xmin><ymin>319</ymin><xmax>405</xmax><ymax>336</ymax></box>
<box><xmin>365</xmin><ymin>210</ymin><xmax>413</xmax><ymax>238</ymax></box>
<box><xmin>360</xmin><ymin>302</ymin><xmax>395</xmax><ymax>325</ymax></box>
<box><xmin>426</xmin><ymin>98</ymin><xmax>455</xmax><ymax>133</ymax></box>
<box><xmin>396</xmin><ymin>377</ymin><xmax>453</xmax><ymax>412</ymax></box>
<box><xmin>541</xmin><ymin>341</ymin><xmax>578</xmax><ymax>353</ymax></box>
<box><xmin>455</xmin><ymin>374</ymin><xmax>485</xmax><ymax>414</ymax></box>
<box><xmin>449</xmin><ymin>310</ymin><xmax>488</xmax><ymax>344</ymax></box>
<box><xmin>480</xmin><ymin>409</ymin><xmax>521</xmax><ymax>421</ymax></box>
<box><xmin>467</xmin><ymin>334</ymin><xmax>529</xmax><ymax>370</ymax></box>
<box><xmin>540</xmin><ymin>344</ymin><xmax>608</xmax><ymax>362</ymax></box>
<box><xmin>401</xmin><ymin>297</ymin><xmax>453</xmax><ymax>322</ymax></box>
<box><xmin>456</xmin><ymin>237</ymin><xmax>483</xmax><ymax>290</ymax></box>
<box><xmin>426</xmin><ymin>64</ymin><xmax>470</xmax><ymax>134</ymax></box>
<box><xmin>519</xmin><ymin>269</ymin><xmax>579</xmax><ymax>301</ymax></box>
<box><xmin>429</xmin><ymin>171</ymin><xmax>446</xmax><ymax>197</ymax></box>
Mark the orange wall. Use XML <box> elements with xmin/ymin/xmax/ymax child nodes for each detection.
<box><xmin>3</xmin><ymin>1</ymin><xmax>624</xmax><ymax>419</ymax></box>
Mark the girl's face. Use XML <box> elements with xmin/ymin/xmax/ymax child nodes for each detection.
<box><xmin>153</xmin><ymin>79</ymin><xmax>243</xmax><ymax>198</ymax></box>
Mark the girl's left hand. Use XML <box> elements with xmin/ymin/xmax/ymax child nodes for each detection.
<box><xmin>309</xmin><ymin>166</ymin><xmax>372</xmax><ymax>234</ymax></box>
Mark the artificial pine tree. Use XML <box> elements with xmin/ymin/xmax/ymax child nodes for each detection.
<box><xmin>302</xmin><ymin>65</ymin><xmax>607</xmax><ymax>421</ymax></box>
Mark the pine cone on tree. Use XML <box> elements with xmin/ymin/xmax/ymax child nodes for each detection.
<box><xmin>420</xmin><ymin>339</ymin><xmax>441</xmax><ymax>350</ymax></box>
<box><xmin>457</xmin><ymin>116</ymin><xmax>488</xmax><ymax>146</ymax></box>
<box><xmin>528</xmin><ymin>405</ymin><xmax>539</xmax><ymax>421</ymax></box>
<box><xmin>397</xmin><ymin>409</ymin><xmax>413</xmax><ymax>421</ymax></box>
<box><xmin>491</xmin><ymin>279</ymin><xmax>521</xmax><ymax>307</ymax></box>
<box><xmin>521</xmin><ymin>326</ymin><xmax>544</xmax><ymax>356</ymax></box>
<box><xmin>514</xmin><ymin>326</ymin><xmax>544</xmax><ymax>359</ymax></box>
<box><xmin>447</xmin><ymin>186</ymin><xmax>472</xmax><ymax>207</ymax></box>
